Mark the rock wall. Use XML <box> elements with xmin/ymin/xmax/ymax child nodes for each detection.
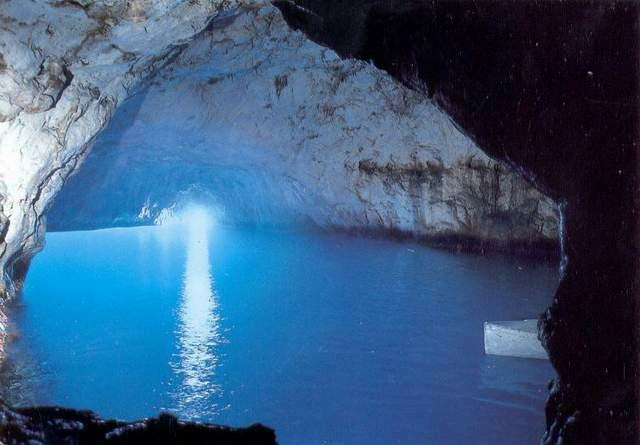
<box><xmin>46</xmin><ymin>4</ymin><xmax>558</xmax><ymax>254</ymax></box>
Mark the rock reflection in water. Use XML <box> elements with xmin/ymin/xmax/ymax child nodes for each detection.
<box><xmin>169</xmin><ymin>208</ymin><xmax>222</xmax><ymax>419</ymax></box>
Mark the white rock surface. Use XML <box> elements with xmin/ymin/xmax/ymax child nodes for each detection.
<box><xmin>0</xmin><ymin>1</ymin><xmax>558</xmax><ymax>350</ymax></box>
<box><xmin>48</xmin><ymin>4</ymin><xmax>558</xmax><ymax>243</ymax></box>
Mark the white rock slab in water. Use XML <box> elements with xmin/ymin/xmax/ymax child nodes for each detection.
<box><xmin>484</xmin><ymin>320</ymin><xmax>548</xmax><ymax>360</ymax></box>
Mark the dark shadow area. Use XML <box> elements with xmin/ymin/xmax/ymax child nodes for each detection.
<box><xmin>0</xmin><ymin>401</ymin><xmax>276</xmax><ymax>445</ymax></box>
<box><xmin>275</xmin><ymin>1</ymin><xmax>639</xmax><ymax>443</ymax></box>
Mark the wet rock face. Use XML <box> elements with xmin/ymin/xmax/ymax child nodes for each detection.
<box><xmin>276</xmin><ymin>1</ymin><xmax>639</xmax><ymax>443</ymax></box>
<box><xmin>0</xmin><ymin>401</ymin><xmax>276</xmax><ymax>445</ymax></box>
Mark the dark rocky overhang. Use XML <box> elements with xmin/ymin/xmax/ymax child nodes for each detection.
<box><xmin>275</xmin><ymin>1</ymin><xmax>640</xmax><ymax>444</ymax></box>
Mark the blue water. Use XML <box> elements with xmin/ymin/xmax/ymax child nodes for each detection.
<box><xmin>2</xmin><ymin>221</ymin><xmax>558</xmax><ymax>444</ymax></box>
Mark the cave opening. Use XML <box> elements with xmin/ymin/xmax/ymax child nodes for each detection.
<box><xmin>0</xmin><ymin>4</ymin><xmax>565</xmax><ymax>444</ymax></box>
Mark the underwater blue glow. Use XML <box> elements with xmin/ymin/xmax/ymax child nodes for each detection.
<box><xmin>3</xmin><ymin>223</ymin><xmax>559</xmax><ymax>444</ymax></box>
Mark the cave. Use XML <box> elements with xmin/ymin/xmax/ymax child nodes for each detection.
<box><xmin>0</xmin><ymin>1</ymin><xmax>637</xmax><ymax>444</ymax></box>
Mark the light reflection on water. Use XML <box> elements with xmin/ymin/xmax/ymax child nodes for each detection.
<box><xmin>1</xmin><ymin>222</ymin><xmax>559</xmax><ymax>444</ymax></box>
<box><xmin>168</xmin><ymin>208</ymin><xmax>223</xmax><ymax>419</ymax></box>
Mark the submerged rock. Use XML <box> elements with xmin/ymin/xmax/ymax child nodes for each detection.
<box><xmin>0</xmin><ymin>400</ymin><xmax>276</xmax><ymax>445</ymax></box>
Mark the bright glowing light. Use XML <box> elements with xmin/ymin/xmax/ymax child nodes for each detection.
<box><xmin>155</xmin><ymin>202</ymin><xmax>224</xmax><ymax>228</ymax></box>
<box><xmin>181</xmin><ymin>205</ymin><xmax>214</xmax><ymax>232</ymax></box>
<box><xmin>169</xmin><ymin>204</ymin><xmax>222</xmax><ymax>418</ymax></box>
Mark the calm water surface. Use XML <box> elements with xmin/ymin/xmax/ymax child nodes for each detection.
<box><xmin>2</xmin><ymin>221</ymin><xmax>559</xmax><ymax>444</ymax></box>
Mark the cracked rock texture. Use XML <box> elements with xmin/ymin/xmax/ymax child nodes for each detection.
<box><xmin>47</xmin><ymin>4</ymin><xmax>558</xmax><ymax>252</ymax></box>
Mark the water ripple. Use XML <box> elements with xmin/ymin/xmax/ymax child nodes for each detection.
<box><xmin>169</xmin><ymin>207</ymin><xmax>223</xmax><ymax>419</ymax></box>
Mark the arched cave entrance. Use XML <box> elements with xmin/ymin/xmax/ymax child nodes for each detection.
<box><xmin>0</xmin><ymin>1</ymin><xmax>636</xmax><ymax>444</ymax></box>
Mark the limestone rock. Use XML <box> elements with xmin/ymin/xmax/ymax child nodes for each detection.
<box><xmin>48</xmin><ymin>4</ymin><xmax>558</xmax><ymax>252</ymax></box>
